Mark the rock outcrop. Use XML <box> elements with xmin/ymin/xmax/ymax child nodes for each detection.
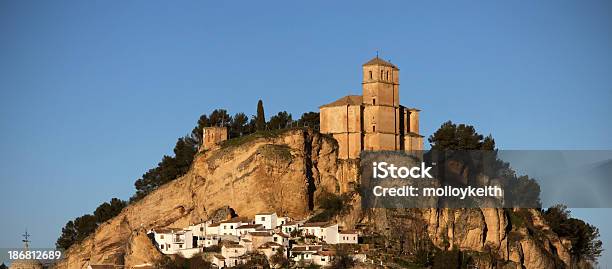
<box><xmin>55</xmin><ymin>128</ymin><xmax>574</xmax><ymax>269</ymax></box>
<box><xmin>55</xmin><ymin>129</ymin><xmax>358</xmax><ymax>269</ymax></box>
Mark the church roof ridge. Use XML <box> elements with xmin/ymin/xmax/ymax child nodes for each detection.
<box><xmin>363</xmin><ymin>57</ymin><xmax>398</xmax><ymax>69</ymax></box>
<box><xmin>319</xmin><ymin>95</ymin><xmax>362</xmax><ymax>108</ymax></box>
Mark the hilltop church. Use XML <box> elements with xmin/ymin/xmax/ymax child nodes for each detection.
<box><xmin>319</xmin><ymin>56</ymin><xmax>423</xmax><ymax>159</ymax></box>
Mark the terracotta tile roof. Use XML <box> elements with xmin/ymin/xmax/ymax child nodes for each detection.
<box><xmin>214</xmin><ymin>254</ymin><xmax>225</xmax><ymax>260</ymax></box>
<box><xmin>291</xmin><ymin>245</ymin><xmax>322</xmax><ymax>252</ymax></box>
<box><xmin>220</xmin><ymin>217</ymin><xmax>250</xmax><ymax>224</ymax></box>
<box><xmin>151</xmin><ymin>228</ymin><xmax>184</xmax><ymax>234</ymax></box>
<box><xmin>258</xmin><ymin>242</ymin><xmax>283</xmax><ymax>249</ymax></box>
<box><xmin>301</xmin><ymin>222</ymin><xmax>329</xmax><ymax>228</ymax></box>
<box><xmin>208</xmin><ymin>223</ymin><xmax>221</xmax><ymax>227</ymax></box>
<box><xmin>224</xmin><ymin>244</ymin><xmax>244</xmax><ymax>249</ymax></box>
<box><xmin>316</xmin><ymin>250</ymin><xmax>335</xmax><ymax>256</ymax></box>
<box><xmin>274</xmin><ymin>232</ymin><xmax>290</xmax><ymax>238</ymax></box>
<box><xmin>319</xmin><ymin>95</ymin><xmax>362</xmax><ymax>108</ymax></box>
<box><xmin>237</xmin><ymin>224</ymin><xmax>263</xmax><ymax>229</ymax></box>
<box><xmin>363</xmin><ymin>57</ymin><xmax>398</xmax><ymax>69</ymax></box>
<box><xmin>249</xmin><ymin>231</ymin><xmax>273</xmax><ymax>237</ymax></box>
<box><xmin>339</xmin><ymin>230</ymin><xmax>358</xmax><ymax>234</ymax></box>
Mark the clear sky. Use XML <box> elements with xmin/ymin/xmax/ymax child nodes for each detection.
<box><xmin>1</xmin><ymin>0</ymin><xmax>611</xmax><ymax>265</ymax></box>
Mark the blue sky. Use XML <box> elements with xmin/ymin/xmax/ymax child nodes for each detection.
<box><xmin>1</xmin><ymin>0</ymin><xmax>611</xmax><ymax>265</ymax></box>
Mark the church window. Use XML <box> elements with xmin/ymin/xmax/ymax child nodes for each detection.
<box><xmin>380</xmin><ymin>70</ymin><xmax>384</xmax><ymax>79</ymax></box>
<box><xmin>372</xmin><ymin>98</ymin><xmax>376</xmax><ymax>105</ymax></box>
<box><xmin>386</xmin><ymin>71</ymin><xmax>389</xmax><ymax>80</ymax></box>
<box><xmin>373</xmin><ymin>125</ymin><xmax>376</xmax><ymax>132</ymax></box>
<box><xmin>369</xmin><ymin>71</ymin><xmax>372</xmax><ymax>79</ymax></box>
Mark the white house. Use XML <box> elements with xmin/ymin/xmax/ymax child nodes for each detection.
<box><xmin>338</xmin><ymin>230</ymin><xmax>359</xmax><ymax>244</ymax></box>
<box><xmin>301</xmin><ymin>222</ymin><xmax>339</xmax><ymax>244</ymax></box>
<box><xmin>206</xmin><ymin>222</ymin><xmax>220</xmax><ymax>235</ymax></box>
<box><xmin>198</xmin><ymin>234</ymin><xmax>220</xmax><ymax>248</ymax></box>
<box><xmin>239</xmin><ymin>238</ymin><xmax>253</xmax><ymax>252</ymax></box>
<box><xmin>312</xmin><ymin>250</ymin><xmax>335</xmax><ymax>267</ymax></box>
<box><xmin>150</xmin><ymin>228</ymin><xmax>203</xmax><ymax>257</ymax></box>
<box><xmin>276</xmin><ymin>216</ymin><xmax>291</xmax><ymax>227</ymax></box>
<box><xmin>187</xmin><ymin>222</ymin><xmax>208</xmax><ymax>237</ymax></box>
<box><xmin>272</xmin><ymin>232</ymin><xmax>290</xmax><ymax>246</ymax></box>
<box><xmin>258</xmin><ymin>242</ymin><xmax>284</xmax><ymax>259</ymax></box>
<box><xmin>280</xmin><ymin>221</ymin><xmax>300</xmax><ymax>235</ymax></box>
<box><xmin>212</xmin><ymin>254</ymin><xmax>226</xmax><ymax>268</ymax></box>
<box><xmin>255</xmin><ymin>212</ymin><xmax>278</xmax><ymax>230</ymax></box>
<box><xmin>219</xmin><ymin>217</ymin><xmax>250</xmax><ymax>236</ymax></box>
<box><xmin>290</xmin><ymin>245</ymin><xmax>322</xmax><ymax>263</ymax></box>
<box><xmin>300</xmin><ymin>222</ymin><xmax>326</xmax><ymax>238</ymax></box>
<box><xmin>220</xmin><ymin>244</ymin><xmax>248</xmax><ymax>267</ymax></box>
<box><xmin>321</xmin><ymin>223</ymin><xmax>339</xmax><ymax>244</ymax></box>
<box><xmin>236</xmin><ymin>224</ymin><xmax>263</xmax><ymax>236</ymax></box>
<box><xmin>245</xmin><ymin>231</ymin><xmax>275</xmax><ymax>249</ymax></box>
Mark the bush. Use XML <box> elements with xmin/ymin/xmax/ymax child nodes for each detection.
<box><xmin>309</xmin><ymin>190</ymin><xmax>353</xmax><ymax>222</ymax></box>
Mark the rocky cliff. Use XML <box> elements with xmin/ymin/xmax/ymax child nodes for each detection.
<box><xmin>55</xmin><ymin>128</ymin><xmax>359</xmax><ymax>268</ymax></box>
<box><xmin>55</xmin><ymin>128</ymin><xmax>575</xmax><ymax>269</ymax></box>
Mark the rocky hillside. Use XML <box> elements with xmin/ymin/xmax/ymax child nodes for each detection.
<box><xmin>54</xmin><ymin>128</ymin><xmax>359</xmax><ymax>268</ymax></box>
<box><xmin>55</xmin><ymin>128</ymin><xmax>576</xmax><ymax>269</ymax></box>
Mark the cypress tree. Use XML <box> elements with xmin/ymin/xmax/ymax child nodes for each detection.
<box><xmin>256</xmin><ymin>99</ymin><xmax>266</xmax><ymax>131</ymax></box>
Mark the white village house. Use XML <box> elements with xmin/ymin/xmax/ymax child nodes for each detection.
<box><xmin>149</xmin><ymin>211</ymin><xmax>362</xmax><ymax>267</ymax></box>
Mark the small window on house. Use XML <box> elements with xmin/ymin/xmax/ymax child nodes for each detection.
<box><xmin>200</xmin><ymin>227</ymin><xmax>204</xmax><ymax>231</ymax></box>
<box><xmin>161</xmin><ymin>245</ymin><xmax>164</xmax><ymax>249</ymax></box>
<box><xmin>369</xmin><ymin>71</ymin><xmax>372</xmax><ymax>79</ymax></box>
<box><xmin>160</xmin><ymin>235</ymin><xmax>164</xmax><ymax>239</ymax></box>
<box><xmin>373</xmin><ymin>125</ymin><xmax>376</xmax><ymax>132</ymax></box>
<box><xmin>372</xmin><ymin>98</ymin><xmax>376</xmax><ymax>105</ymax></box>
<box><xmin>261</xmin><ymin>217</ymin><xmax>266</xmax><ymax>221</ymax></box>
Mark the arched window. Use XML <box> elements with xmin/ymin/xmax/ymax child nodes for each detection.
<box><xmin>380</xmin><ymin>70</ymin><xmax>384</xmax><ymax>79</ymax></box>
<box><xmin>373</xmin><ymin>125</ymin><xmax>376</xmax><ymax>132</ymax></box>
<box><xmin>386</xmin><ymin>71</ymin><xmax>389</xmax><ymax>80</ymax></box>
<box><xmin>372</xmin><ymin>98</ymin><xmax>376</xmax><ymax>105</ymax></box>
<box><xmin>369</xmin><ymin>71</ymin><xmax>372</xmax><ymax>79</ymax></box>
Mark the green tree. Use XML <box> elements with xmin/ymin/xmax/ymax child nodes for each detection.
<box><xmin>56</xmin><ymin>220</ymin><xmax>77</xmax><ymax>249</ymax></box>
<box><xmin>56</xmin><ymin>214</ymin><xmax>98</xmax><ymax>250</ymax></box>
<box><xmin>543</xmin><ymin>205</ymin><xmax>603</xmax><ymax>263</ymax></box>
<box><xmin>428</xmin><ymin>121</ymin><xmax>494</xmax><ymax>150</ymax></box>
<box><xmin>93</xmin><ymin>198</ymin><xmax>127</xmax><ymax>223</ymax></box>
<box><xmin>132</xmin><ymin>136</ymin><xmax>197</xmax><ymax>202</ymax></box>
<box><xmin>256</xmin><ymin>99</ymin><xmax>266</xmax><ymax>131</ymax></box>
<box><xmin>330</xmin><ymin>248</ymin><xmax>356</xmax><ymax>269</ymax></box>
<box><xmin>268</xmin><ymin>111</ymin><xmax>293</xmax><ymax>130</ymax></box>
<box><xmin>269</xmin><ymin>247</ymin><xmax>289</xmax><ymax>268</ymax></box>
<box><xmin>298</xmin><ymin>112</ymin><xmax>320</xmax><ymax>129</ymax></box>
<box><xmin>191</xmin><ymin>114</ymin><xmax>210</xmax><ymax>145</ymax></box>
<box><xmin>230</xmin><ymin>112</ymin><xmax>250</xmax><ymax>138</ymax></box>
<box><xmin>74</xmin><ymin>214</ymin><xmax>98</xmax><ymax>242</ymax></box>
<box><xmin>209</xmin><ymin>109</ymin><xmax>232</xmax><ymax>127</ymax></box>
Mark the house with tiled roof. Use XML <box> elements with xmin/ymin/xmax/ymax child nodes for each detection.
<box><xmin>255</xmin><ymin>212</ymin><xmax>277</xmax><ymax>230</ymax></box>
<box><xmin>258</xmin><ymin>242</ymin><xmax>284</xmax><ymax>259</ymax></box>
